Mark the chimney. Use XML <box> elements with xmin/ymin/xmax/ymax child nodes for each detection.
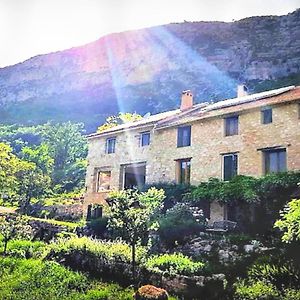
<box><xmin>237</xmin><ymin>84</ymin><xmax>248</xmax><ymax>97</ymax></box>
<box><xmin>180</xmin><ymin>90</ymin><xmax>193</xmax><ymax>111</ymax></box>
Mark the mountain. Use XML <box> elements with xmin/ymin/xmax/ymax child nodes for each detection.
<box><xmin>1</xmin><ymin>9</ymin><xmax>300</xmax><ymax>132</ymax></box>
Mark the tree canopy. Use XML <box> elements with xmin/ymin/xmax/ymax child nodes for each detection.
<box><xmin>97</xmin><ymin>112</ymin><xmax>142</xmax><ymax>133</ymax></box>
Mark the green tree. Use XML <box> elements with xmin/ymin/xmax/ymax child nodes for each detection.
<box><xmin>0</xmin><ymin>143</ymin><xmax>29</xmax><ymax>201</ymax></box>
<box><xmin>97</xmin><ymin>112</ymin><xmax>142</xmax><ymax>132</ymax></box>
<box><xmin>16</xmin><ymin>162</ymin><xmax>51</xmax><ymax>212</ymax></box>
<box><xmin>107</xmin><ymin>188</ymin><xmax>165</xmax><ymax>288</ymax></box>
<box><xmin>0</xmin><ymin>215</ymin><xmax>32</xmax><ymax>254</ymax></box>
<box><xmin>274</xmin><ymin>198</ymin><xmax>300</xmax><ymax>243</ymax></box>
<box><xmin>40</xmin><ymin>122</ymin><xmax>87</xmax><ymax>191</ymax></box>
<box><xmin>21</xmin><ymin>143</ymin><xmax>54</xmax><ymax>175</ymax></box>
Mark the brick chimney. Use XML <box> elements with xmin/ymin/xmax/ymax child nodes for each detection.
<box><xmin>237</xmin><ymin>84</ymin><xmax>248</xmax><ymax>97</ymax></box>
<box><xmin>180</xmin><ymin>90</ymin><xmax>193</xmax><ymax>111</ymax></box>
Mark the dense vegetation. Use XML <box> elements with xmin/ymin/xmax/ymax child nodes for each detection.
<box><xmin>1</xmin><ymin>121</ymin><xmax>300</xmax><ymax>299</ymax></box>
<box><xmin>0</xmin><ymin>123</ymin><xmax>87</xmax><ymax>210</ymax></box>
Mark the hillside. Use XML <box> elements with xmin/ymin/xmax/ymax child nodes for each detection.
<box><xmin>0</xmin><ymin>9</ymin><xmax>300</xmax><ymax>132</ymax></box>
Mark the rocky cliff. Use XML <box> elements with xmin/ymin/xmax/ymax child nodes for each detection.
<box><xmin>0</xmin><ymin>9</ymin><xmax>300</xmax><ymax>131</ymax></box>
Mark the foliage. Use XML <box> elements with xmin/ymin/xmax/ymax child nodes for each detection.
<box><xmin>274</xmin><ymin>199</ymin><xmax>300</xmax><ymax>243</ymax></box>
<box><xmin>48</xmin><ymin>236</ymin><xmax>146</xmax><ymax>265</ymax></box>
<box><xmin>188</xmin><ymin>172</ymin><xmax>300</xmax><ymax>205</ymax></box>
<box><xmin>188</xmin><ymin>176</ymin><xmax>259</xmax><ymax>204</ymax></box>
<box><xmin>0</xmin><ymin>257</ymin><xmax>83</xmax><ymax>300</ymax></box>
<box><xmin>233</xmin><ymin>255</ymin><xmax>300</xmax><ymax>300</ymax></box>
<box><xmin>5</xmin><ymin>239</ymin><xmax>47</xmax><ymax>259</ymax></box>
<box><xmin>234</xmin><ymin>280</ymin><xmax>279</xmax><ymax>300</ymax></box>
<box><xmin>40</xmin><ymin>122</ymin><xmax>87</xmax><ymax>191</ymax></box>
<box><xmin>97</xmin><ymin>112</ymin><xmax>142</xmax><ymax>132</ymax></box>
<box><xmin>0</xmin><ymin>122</ymin><xmax>87</xmax><ymax>196</ymax></box>
<box><xmin>21</xmin><ymin>143</ymin><xmax>54</xmax><ymax>175</ymax></box>
<box><xmin>107</xmin><ymin>188</ymin><xmax>165</xmax><ymax>241</ymax></box>
<box><xmin>0</xmin><ymin>143</ymin><xmax>30</xmax><ymax>200</ymax></box>
<box><xmin>145</xmin><ymin>253</ymin><xmax>205</xmax><ymax>276</ymax></box>
<box><xmin>107</xmin><ymin>188</ymin><xmax>164</xmax><ymax>286</ymax></box>
<box><xmin>157</xmin><ymin>203</ymin><xmax>201</xmax><ymax>247</ymax></box>
<box><xmin>88</xmin><ymin>217</ymin><xmax>108</xmax><ymax>236</ymax></box>
<box><xmin>140</xmin><ymin>182</ymin><xmax>193</xmax><ymax>204</ymax></box>
<box><xmin>0</xmin><ymin>215</ymin><xmax>32</xmax><ymax>254</ymax></box>
<box><xmin>16</xmin><ymin>162</ymin><xmax>51</xmax><ymax>212</ymax></box>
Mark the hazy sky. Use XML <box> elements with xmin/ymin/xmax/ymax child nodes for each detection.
<box><xmin>0</xmin><ymin>0</ymin><xmax>299</xmax><ymax>67</ymax></box>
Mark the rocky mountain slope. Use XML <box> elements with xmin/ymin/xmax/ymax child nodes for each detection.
<box><xmin>0</xmin><ymin>9</ymin><xmax>300</xmax><ymax>132</ymax></box>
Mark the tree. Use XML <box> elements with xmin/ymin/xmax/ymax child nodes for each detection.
<box><xmin>0</xmin><ymin>215</ymin><xmax>32</xmax><ymax>254</ymax></box>
<box><xmin>97</xmin><ymin>112</ymin><xmax>142</xmax><ymax>133</ymax></box>
<box><xmin>274</xmin><ymin>198</ymin><xmax>300</xmax><ymax>243</ymax></box>
<box><xmin>0</xmin><ymin>142</ymin><xmax>30</xmax><ymax>201</ymax></box>
<box><xmin>107</xmin><ymin>188</ymin><xmax>165</xmax><ymax>288</ymax></box>
<box><xmin>16</xmin><ymin>162</ymin><xmax>51</xmax><ymax>212</ymax></box>
<box><xmin>40</xmin><ymin>122</ymin><xmax>87</xmax><ymax>191</ymax></box>
<box><xmin>21</xmin><ymin>143</ymin><xmax>54</xmax><ymax>175</ymax></box>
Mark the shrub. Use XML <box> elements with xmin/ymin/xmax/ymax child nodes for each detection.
<box><xmin>140</xmin><ymin>182</ymin><xmax>192</xmax><ymax>205</ymax></box>
<box><xmin>48</xmin><ymin>236</ymin><xmax>146</xmax><ymax>265</ymax></box>
<box><xmin>234</xmin><ymin>280</ymin><xmax>279</xmax><ymax>300</ymax></box>
<box><xmin>135</xmin><ymin>285</ymin><xmax>169</xmax><ymax>300</ymax></box>
<box><xmin>6</xmin><ymin>239</ymin><xmax>47</xmax><ymax>259</ymax></box>
<box><xmin>157</xmin><ymin>203</ymin><xmax>201</xmax><ymax>247</ymax></box>
<box><xmin>88</xmin><ymin>217</ymin><xmax>108</xmax><ymax>237</ymax></box>
<box><xmin>145</xmin><ymin>253</ymin><xmax>205</xmax><ymax>276</ymax></box>
<box><xmin>274</xmin><ymin>199</ymin><xmax>300</xmax><ymax>243</ymax></box>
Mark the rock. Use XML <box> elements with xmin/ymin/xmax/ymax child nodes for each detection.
<box><xmin>203</xmin><ymin>244</ymin><xmax>212</xmax><ymax>252</ymax></box>
<box><xmin>244</xmin><ymin>244</ymin><xmax>255</xmax><ymax>253</ymax></box>
<box><xmin>218</xmin><ymin>249</ymin><xmax>230</xmax><ymax>262</ymax></box>
<box><xmin>135</xmin><ymin>285</ymin><xmax>168</xmax><ymax>300</ymax></box>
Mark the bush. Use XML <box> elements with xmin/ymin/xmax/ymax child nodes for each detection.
<box><xmin>145</xmin><ymin>253</ymin><xmax>205</xmax><ymax>276</ymax></box>
<box><xmin>188</xmin><ymin>172</ymin><xmax>300</xmax><ymax>205</ymax></box>
<box><xmin>140</xmin><ymin>183</ymin><xmax>193</xmax><ymax>211</ymax></box>
<box><xmin>234</xmin><ymin>280</ymin><xmax>279</xmax><ymax>300</ymax></box>
<box><xmin>274</xmin><ymin>199</ymin><xmax>300</xmax><ymax>243</ymax></box>
<box><xmin>158</xmin><ymin>203</ymin><xmax>201</xmax><ymax>247</ymax></box>
<box><xmin>6</xmin><ymin>239</ymin><xmax>47</xmax><ymax>259</ymax></box>
<box><xmin>135</xmin><ymin>285</ymin><xmax>169</xmax><ymax>300</ymax></box>
<box><xmin>233</xmin><ymin>255</ymin><xmax>300</xmax><ymax>300</ymax></box>
<box><xmin>47</xmin><ymin>236</ymin><xmax>147</xmax><ymax>284</ymax></box>
<box><xmin>88</xmin><ymin>217</ymin><xmax>108</xmax><ymax>237</ymax></box>
<box><xmin>48</xmin><ymin>236</ymin><xmax>146</xmax><ymax>265</ymax></box>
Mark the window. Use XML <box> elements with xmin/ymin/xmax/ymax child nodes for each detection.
<box><xmin>177</xmin><ymin>159</ymin><xmax>191</xmax><ymax>185</ymax></box>
<box><xmin>177</xmin><ymin>126</ymin><xmax>191</xmax><ymax>147</ymax></box>
<box><xmin>262</xmin><ymin>108</ymin><xmax>272</xmax><ymax>124</ymax></box>
<box><xmin>225</xmin><ymin>116</ymin><xmax>239</xmax><ymax>136</ymax></box>
<box><xmin>264</xmin><ymin>149</ymin><xmax>286</xmax><ymax>174</ymax></box>
<box><xmin>106</xmin><ymin>138</ymin><xmax>116</xmax><ymax>154</ymax></box>
<box><xmin>97</xmin><ymin>171</ymin><xmax>111</xmax><ymax>191</ymax></box>
<box><xmin>140</xmin><ymin>132</ymin><xmax>150</xmax><ymax>147</ymax></box>
<box><xmin>223</xmin><ymin>153</ymin><xmax>238</xmax><ymax>181</ymax></box>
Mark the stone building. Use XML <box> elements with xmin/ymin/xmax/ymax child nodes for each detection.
<box><xmin>84</xmin><ymin>85</ymin><xmax>300</xmax><ymax>221</ymax></box>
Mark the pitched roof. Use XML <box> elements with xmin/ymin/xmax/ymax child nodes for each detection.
<box><xmin>88</xmin><ymin>85</ymin><xmax>300</xmax><ymax>138</ymax></box>
<box><xmin>87</xmin><ymin>109</ymin><xmax>180</xmax><ymax>138</ymax></box>
<box><xmin>156</xmin><ymin>85</ymin><xmax>300</xmax><ymax>129</ymax></box>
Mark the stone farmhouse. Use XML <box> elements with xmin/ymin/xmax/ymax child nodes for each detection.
<box><xmin>84</xmin><ymin>85</ymin><xmax>300</xmax><ymax>221</ymax></box>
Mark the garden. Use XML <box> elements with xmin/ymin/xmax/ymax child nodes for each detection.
<box><xmin>0</xmin><ymin>124</ymin><xmax>300</xmax><ymax>299</ymax></box>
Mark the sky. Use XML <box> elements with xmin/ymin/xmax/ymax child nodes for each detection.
<box><xmin>0</xmin><ymin>0</ymin><xmax>299</xmax><ymax>67</ymax></box>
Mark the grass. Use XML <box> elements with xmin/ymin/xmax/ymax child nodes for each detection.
<box><xmin>0</xmin><ymin>256</ymin><xmax>135</xmax><ymax>300</ymax></box>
